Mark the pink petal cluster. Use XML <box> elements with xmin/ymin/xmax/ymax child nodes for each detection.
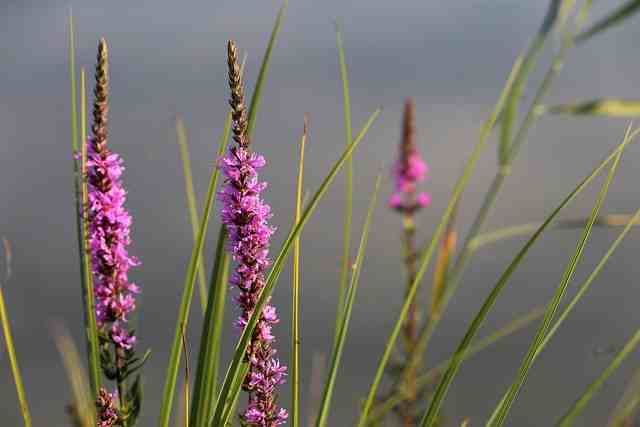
<box><xmin>218</xmin><ymin>144</ymin><xmax>288</xmax><ymax>426</ymax></box>
<box><xmin>389</xmin><ymin>150</ymin><xmax>431</xmax><ymax>211</ymax></box>
<box><xmin>87</xmin><ymin>138</ymin><xmax>140</xmax><ymax>350</ymax></box>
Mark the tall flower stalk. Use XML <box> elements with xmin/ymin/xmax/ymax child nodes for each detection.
<box><xmin>86</xmin><ymin>38</ymin><xmax>144</xmax><ymax>426</ymax></box>
<box><xmin>218</xmin><ymin>40</ymin><xmax>288</xmax><ymax>427</ymax></box>
<box><xmin>389</xmin><ymin>98</ymin><xmax>430</xmax><ymax>426</ymax></box>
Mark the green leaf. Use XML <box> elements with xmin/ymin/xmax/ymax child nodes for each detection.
<box><xmin>557</xmin><ymin>329</ymin><xmax>640</xmax><ymax>426</ymax></box>
<box><xmin>576</xmin><ymin>0</ymin><xmax>640</xmax><ymax>43</ymax></box>
<box><xmin>316</xmin><ymin>174</ymin><xmax>382</xmax><ymax>427</ymax></box>
<box><xmin>367</xmin><ymin>306</ymin><xmax>545</xmax><ymax>424</ymax></box>
<box><xmin>291</xmin><ymin>117</ymin><xmax>308</xmax><ymax>427</ymax></box>
<box><xmin>183</xmin><ymin>113</ymin><xmax>231</xmax><ymax>427</ymax></box>
<box><xmin>498</xmin><ymin>0</ymin><xmax>568</xmax><ymax>165</ymax></box>
<box><xmin>175</xmin><ymin>116</ymin><xmax>209</xmax><ymax>314</ymax></box>
<box><xmin>0</xmin><ymin>240</ymin><xmax>32</xmax><ymax>427</ymax></box>
<box><xmin>547</xmin><ymin>99</ymin><xmax>640</xmax><ymax>117</ymax></box>
<box><xmin>158</xmin><ymin>113</ymin><xmax>231</xmax><ymax>427</ymax></box>
<box><xmin>418</xmin><ymin>127</ymin><xmax>639</xmax><ymax>427</ymax></box>
<box><xmin>210</xmin><ymin>108</ymin><xmax>381</xmax><ymax>427</ymax></box>
<box><xmin>334</xmin><ymin>21</ymin><xmax>354</xmax><ymax>353</ymax></box>
<box><xmin>68</xmin><ymin>12</ymin><xmax>100</xmax><ymax>398</ymax></box>
<box><xmin>355</xmin><ymin>51</ymin><xmax>525</xmax><ymax>427</ymax></box>
<box><xmin>487</xmin><ymin>131</ymin><xmax>626</xmax><ymax>427</ymax></box>
<box><xmin>246</xmin><ymin>0</ymin><xmax>287</xmax><ymax>138</ymax></box>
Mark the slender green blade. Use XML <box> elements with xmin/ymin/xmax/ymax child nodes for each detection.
<box><xmin>210</xmin><ymin>109</ymin><xmax>381</xmax><ymax>427</ymax></box>
<box><xmin>486</xmin><ymin>198</ymin><xmax>640</xmax><ymax>425</ymax></box>
<box><xmin>488</xmin><ymin>132</ymin><xmax>626</xmax><ymax>427</ymax></box>
<box><xmin>55</xmin><ymin>327</ymin><xmax>95</xmax><ymax>427</ymax></box>
<box><xmin>291</xmin><ymin>117</ymin><xmax>308</xmax><ymax>427</ymax></box>
<box><xmin>246</xmin><ymin>1</ymin><xmax>287</xmax><ymax>138</ymax></box>
<box><xmin>176</xmin><ymin>116</ymin><xmax>209</xmax><ymax>314</ymax></box>
<box><xmin>189</xmin><ymin>113</ymin><xmax>232</xmax><ymax>427</ymax></box>
<box><xmin>316</xmin><ymin>174</ymin><xmax>381</xmax><ymax>427</ymax></box>
<box><xmin>334</xmin><ymin>23</ymin><xmax>354</xmax><ymax>351</ymax></box>
<box><xmin>368</xmin><ymin>306</ymin><xmax>545</xmax><ymax>423</ymax></box>
<box><xmin>547</xmin><ymin>99</ymin><xmax>640</xmax><ymax>117</ymax></box>
<box><xmin>68</xmin><ymin>12</ymin><xmax>100</xmax><ymax>398</ymax></box>
<box><xmin>557</xmin><ymin>329</ymin><xmax>640</xmax><ymax>426</ymax></box>
<box><xmin>418</xmin><ymin>129</ymin><xmax>638</xmax><ymax>427</ymax></box>
<box><xmin>80</xmin><ymin>67</ymin><xmax>101</xmax><ymax>398</ymax></box>
<box><xmin>0</xmin><ymin>240</ymin><xmax>32</xmax><ymax>427</ymax></box>
<box><xmin>355</xmin><ymin>52</ymin><xmax>525</xmax><ymax>427</ymax></box>
<box><xmin>158</xmin><ymin>114</ymin><xmax>231</xmax><ymax>427</ymax></box>
<box><xmin>498</xmin><ymin>0</ymin><xmax>565</xmax><ymax>165</ymax></box>
<box><xmin>576</xmin><ymin>0</ymin><xmax>640</xmax><ymax>43</ymax></box>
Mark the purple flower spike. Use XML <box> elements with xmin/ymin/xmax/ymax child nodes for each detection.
<box><xmin>219</xmin><ymin>40</ymin><xmax>287</xmax><ymax>427</ymax></box>
<box><xmin>390</xmin><ymin>98</ymin><xmax>431</xmax><ymax>212</ymax></box>
<box><xmin>87</xmin><ymin>39</ymin><xmax>139</xmax><ymax>351</ymax></box>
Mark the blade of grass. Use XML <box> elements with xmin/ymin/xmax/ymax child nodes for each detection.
<box><xmin>333</xmin><ymin>23</ymin><xmax>354</xmax><ymax>351</ymax></box>
<box><xmin>487</xmin><ymin>132</ymin><xmax>626</xmax><ymax>427</ymax></box>
<box><xmin>485</xmin><ymin>204</ymin><xmax>640</xmax><ymax>425</ymax></box>
<box><xmin>547</xmin><ymin>99</ymin><xmax>640</xmax><ymax>117</ymax></box>
<box><xmin>210</xmin><ymin>109</ymin><xmax>381</xmax><ymax>427</ymax></box>
<box><xmin>0</xmin><ymin>241</ymin><xmax>32</xmax><ymax>427</ymax></box>
<box><xmin>498</xmin><ymin>0</ymin><xmax>565</xmax><ymax>165</ymax></box>
<box><xmin>607</xmin><ymin>369</ymin><xmax>640</xmax><ymax>426</ymax></box>
<box><xmin>246</xmin><ymin>0</ymin><xmax>287</xmax><ymax>138</ymax></box>
<box><xmin>55</xmin><ymin>327</ymin><xmax>95</xmax><ymax>427</ymax></box>
<box><xmin>159</xmin><ymin>114</ymin><xmax>231</xmax><ymax>427</ymax></box>
<box><xmin>187</xmin><ymin>113</ymin><xmax>232</xmax><ymax>427</ymax></box>
<box><xmin>79</xmin><ymin>67</ymin><xmax>101</xmax><ymax>399</ymax></box>
<box><xmin>68</xmin><ymin>12</ymin><xmax>100</xmax><ymax>398</ymax></box>
<box><xmin>557</xmin><ymin>329</ymin><xmax>640</xmax><ymax>426</ymax></box>
<box><xmin>469</xmin><ymin>213</ymin><xmax>640</xmax><ymax>251</ymax></box>
<box><xmin>316</xmin><ymin>173</ymin><xmax>382</xmax><ymax>427</ymax></box>
<box><xmin>291</xmin><ymin>116</ymin><xmax>308</xmax><ymax>427</ymax></box>
<box><xmin>418</xmin><ymin>128</ymin><xmax>638</xmax><ymax>427</ymax></box>
<box><xmin>181</xmin><ymin>328</ymin><xmax>191</xmax><ymax>427</ymax></box>
<box><xmin>368</xmin><ymin>306</ymin><xmax>545</xmax><ymax>424</ymax></box>
<box><xmin>176</xmin><ymin>116</ymin><xmax>208</xmax><ymax>314</ymax></box>
<box><xmin>575</xmin><ymin>0</ymin><xmax>640</xmax><ymax>43</ymax></box>
<box><xmin>402</xmin><ymin>0</ymin><xmax>589</xmax><ymax>392</ymax></box>
<box><xmin>355</xmin><ymin>52</ymin><xmax>525</xmax><ymax>427</ymax></box>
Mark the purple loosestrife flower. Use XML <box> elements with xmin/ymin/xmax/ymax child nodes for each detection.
<box><xmin>96</xmin><ymin>388</ymin><xmax>120</xmax><ymax>427</ymax></box>
<box><xmin>218</xmin><ymin>40</ymin><xmax>287</xmax><ymax>427</ymax></box>
<box><xmin>87</xmin><ymin>39</ymin><xmax>140</xmax><ymax>352</ymax></box>
<box><xmin>389</xmin><ymin>98</ymin><xmax>431</xmax><ymax>213</ymax></box>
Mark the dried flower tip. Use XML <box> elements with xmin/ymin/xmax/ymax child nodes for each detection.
<box><xmin>227</xmin><ymin>40</ymin><xmax>249</xmax><ymax>147</ymax></box>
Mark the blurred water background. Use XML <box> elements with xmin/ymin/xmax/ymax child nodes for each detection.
<box><xmin>2</xmin><ymin>1</ymin><xmax>640</xmax><ymax>425</ymax></box>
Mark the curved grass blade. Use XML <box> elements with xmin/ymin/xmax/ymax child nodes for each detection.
<box><xmin>158</xmin><ymin>115</ymin><xmax>231</xmax><ymax>427</ymax></box>
<box><xmin>485</xmin><ymin>204</ymin><xmax>640</xmax><ymax>425</ymax></box>
<box><xmin>55</xmin><ymin>326</ymin><xmax>95</xmax><ymax>427</ymax></box>
<box><xmin>291</xmin><ymin>116</ymin><xmax>308</xmax><ymax>427</ymax></box>
<box><xmin>246</xmin><ymin>0</ymin><xmax>287</xmax><ymax>138</ymax></box>
<box><xmin>210</xmin><ymin>109</ymin><xmax>381</xmax><ymax>427</ymax></box>
<box><xmin>355</xmin><ymin>53</ymin><xmax>525</xmax><ymax>427</ymax></box>
<box><xmin>557</xmin><ymin>329</ymin><xmax>640</xmax><ymax>426</ymax></box>
<box><xmin>487</xmin><ymin>131</ymin><xmax>627</xmax><ymax>427</ymax></box>
<box><xmin>0</xmin><ymin>240</ymin><xmax>32</xmax><ymax>427</ymax></box>
<box><xmin>316</xmin><ymin>174</ymin><xmax>382</xmax><ymax>427</ymax></box>
<box><xmin>418</xmin><ymin>128</ymin><xmax>638</xmax><ymax>427</ymax></box>
<box><xmin>333</xmin><ymin>23</ymin><xmax>354</xmax><ymax>351</ymax></box>
<box><xmin>468</xmin><ymin>213</ymin><xmax>640</xmax><ymax>251</ymax></box>
<box><xmin>498</xmin><ymin>0</ymin><xmax>565</xmax><ymax>165</ymax></box>
<box><xmin>547</xmin><ymin>99</ymin><xmax>640</xmax><ymax>117</ymax></box>
<box><xmin>176</xmin><ymin>116</ymin><xmax>208</xmax><ymax>314</ymax></box>
<box><xmin>186</xmin><ymin>113</ymin><xmax>232</xmax><ymax>427</ymax></box>
<box><xmin>576</xmin><ymin>0</ymin><xmax>640</xmax><ymax>43</ymax></box>
<box><xmin>368</xmin><ymin>306</ymin><xmax>544</xmax><ymax>423</ymax></box>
